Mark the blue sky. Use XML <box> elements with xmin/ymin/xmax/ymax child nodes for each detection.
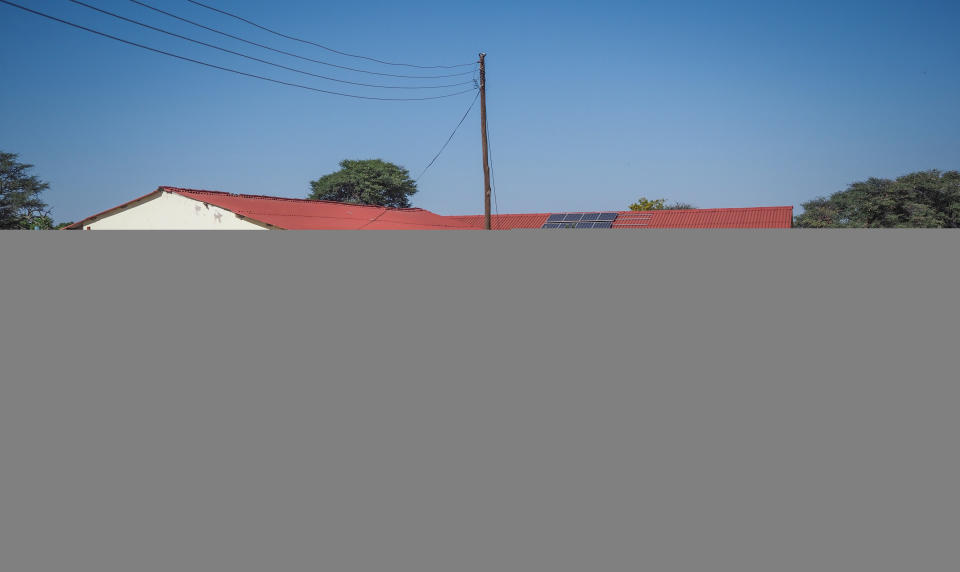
<box><xmin>2</xmin><ymin>0</ymin><xmax>958</xmax><ymax>223</ymax></box>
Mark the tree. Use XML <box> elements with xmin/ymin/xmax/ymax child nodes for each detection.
<box><xmin>629</xmin><ymin>197</ymin><xmax>696</xmax><ymax>211</ymax></box>
<box><xmin>1</xmin><ymin>151</ymin><xmax>52</xmax><ymax>229</ymax></box>
<box><xmin>309</xmin><ymin>159</ymin><xmax>417</xmax><ymax>208</ymax></box>
<box><xmin>794</xmin><ymin>170</ymin><xmax>960</xmax><ymax>228</ymax></box>
<box><xmin>629</xmin><ymin>197</ymin><xmax>666</xmax><ymax>211</ymax></box>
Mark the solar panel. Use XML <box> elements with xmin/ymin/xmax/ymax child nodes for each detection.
<box><xmin>540</xmin><ymin>214</ymin><xmax>614</xmax><ymax>230</ymax></box>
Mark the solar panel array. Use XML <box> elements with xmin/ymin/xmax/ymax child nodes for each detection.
<box><xmin>542</xmin><ymin>212</ymin><xmax>618</xmax><ymax>229</ymax></box>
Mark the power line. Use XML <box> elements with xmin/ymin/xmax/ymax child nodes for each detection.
<box><xmin>187</xmin><ymin>0</ymin><xmax>476</xmax><ymax>70</ymax></box>
<box><xmin>126</xmin><ymin>0</ymin><xmax>476</xmax><ymax>80</ymax></box>
<box><xmin>68</xmin><ymin>0</ymin><xmax>473</xmax><ymax>90</ymax></box>
<box><xmin>0</xmin><ymin>0</ymin><xmax>478</xmax><ymax>101</ymax></box>
<box><xmin>486</xmin><ymin>120</ymin><xmax>500</xmax><ymax>220</ymax></box>
<box><xmin>416</xmin><ymin>90</ymin><xmax>480</xmax><ymax>181</ymax></box>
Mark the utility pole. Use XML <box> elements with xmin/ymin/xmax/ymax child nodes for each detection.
<box><xmin>479</xmin><ymin>52</ymin><xmax>492</xmax><ymax>230</ymax></box>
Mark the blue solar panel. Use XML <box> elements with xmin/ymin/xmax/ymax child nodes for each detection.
<box><xmin>563</xmin><ymin>213</ymin><xmax>583</xmax><ymax>222</ymax></box>
<box><xmin>540</xmin><ymin>219</ymin><xmax>614</xmax><ymax>230</ymax></box>
<box><xmin>580</xmin><ymin>212</ymin><xmax>601</xmax><ymax>222</ymax></box>
<box><xmin>598</xmin><ymin>212</ymin><xmax>618</xmax><ymax>221</ymax></box>
<box><xmin>546</xmin><ymin>214</ymin><xmax>566</xmax><ymax>223</ymax></box>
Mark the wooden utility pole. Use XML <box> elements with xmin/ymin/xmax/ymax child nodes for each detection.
<box><xmin>479</xmin><ymin>53</ymin><xmax>492</xmax><ymax>230</ymax></box>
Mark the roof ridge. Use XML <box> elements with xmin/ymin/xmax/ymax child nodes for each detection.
<box><xmin>621</xmin><ymin>206</ymin><xmax>793</xmax><ymax>213</ymax></box>
<box><xmin>448</xmin><ymin>213</ymin><xmax>554</xmax><ymax>218</ymax></box>
<box><xmin>450</xmin><ymin>206</ymin><xmax>793</xmax><ymax>217</ymax></box>
<box><xmin>164</xmin><ymin>187</ymin><xmax>427</xmax><ymax>212</ymax></box>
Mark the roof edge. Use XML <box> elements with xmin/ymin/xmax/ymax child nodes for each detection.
<box><xmin>163</xmin><ymin>187</ymin><xmax>430</xmax><ymax>213</ymax></box>
<box><xmin>64</xmin><ymin>188</ymin><xmax>166</xmax><ymax>229</ymax></box>
<box><xmin>448</xmin><ymin>206</ymin><xmax>794</xmax><ymax>218</ymax></box>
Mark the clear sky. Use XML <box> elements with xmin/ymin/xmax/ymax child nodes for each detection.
<box><xmin>2</xmin><ymin>0</ymin><xmax>958</xmax><ymax>223</ymax></box>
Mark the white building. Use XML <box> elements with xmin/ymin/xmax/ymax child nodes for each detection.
<box><xmin>66</xmin><ymin>187</ymin><xmax>474</xmax><ymax>230</ymax></box>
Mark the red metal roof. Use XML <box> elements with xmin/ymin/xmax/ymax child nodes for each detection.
<box><xmin>450</xmin><ymin>207</ymin><xmax>793</xmax><ymax>229</ymax></box>
<box><xmin>67</xmin><ymin>187</ymin><xmax>476</xmax><ymax>230</ymax></box>
<box><xmin>612</xmin><ymin>207</ymin><xmax>793</xmax><ymax>228</ymax></box>
<box><xmin>446</xmin><ymin>213</ymin><xmax>553</xmax><ymax>230</ymax></box>
<box><xmin>169</xmin><ymin>188</ymin><xmax>477</xmax><ymax>230</ymax></box>
<box><xmin>66</xmin><ymin>187</ymin><xmax>793</xmax><ymax>230</ymax></box>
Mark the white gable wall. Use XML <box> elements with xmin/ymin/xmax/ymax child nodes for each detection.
<box><xmin>83</xmin><ymin>191</ymin><xmax>267</xmax><ymax>229</ymax></box>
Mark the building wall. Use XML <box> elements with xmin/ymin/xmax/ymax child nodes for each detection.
<box><xmin>84</xmin><ymin>191</ymin><xmax>267</xmax><ymax>230</ymax></box>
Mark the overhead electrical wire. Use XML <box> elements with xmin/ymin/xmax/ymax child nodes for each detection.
<box><xmin>125</xmin><ymin>0</ymin><xmax>476</xmax><ymax>80</ymax></box>
<box><xmin>416</xmin><ymin>90</ymin><xmax>480</xmax><ymax>181</ymax></box>
<box><xmin>186</xmin><ymin>0</ymin><xmax>476</xmax><ymax>70</ymax></box>
<box><xmin>67</xmin><ymin>0</ymin><xmax>473</xmax><ymax>90</ymax></box>
<box><xmin>486</xmin><ymin>120</ymin><xmax>500</xmax><ymax>220</ymax></box>
<box><xmin>0</xmin><ymin>0</ymin><xmax>477</xmax><ymax>101</ymax></box>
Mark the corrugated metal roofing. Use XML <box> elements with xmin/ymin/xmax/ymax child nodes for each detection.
<box><xmin>612</xmin><ymin>207</ymin><xmax>794</xmax><ymax>228</ymax></box>
<box><xmin>170</xmin><ymin>188</ymin><xmax>476</xmax><ymax>230</ymax></box>
<box><xmin>66</xmin><ymin>187</ymin><xmax>793</xmax><ymax>230</ymax></box>
<box><xmin>449</xmin><ymin>207</ymin><xmax>793</xmax><ymax>229</ymax></box>
<box><xmin>446</xmin><ymin>213</ymin><xmax>553</xmax><ymax>230</ymax></box>
<box><xmin>67</xmin><ymin>187</ymin><xmax>475</xmax><ymax>230</ymax></box>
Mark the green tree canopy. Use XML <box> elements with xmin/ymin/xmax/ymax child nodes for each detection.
<box><xmin>1</xmin><ymin>151</ymin><xmax>52</xmax><ymax>229</ymax></box>
<box><xmin>309</xmin><ymin>159</ymin><xmax>417</xmax><ymax>208</ymax></box>
<box><xmin>629</xmin><ymin>197</ymin><xmax>695</xmax><ymax>211</ymax></box>
<box><xmin>795</xmin><ymin>170</ymin><xmax>960</xmax><ymax>228</ymax></box>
